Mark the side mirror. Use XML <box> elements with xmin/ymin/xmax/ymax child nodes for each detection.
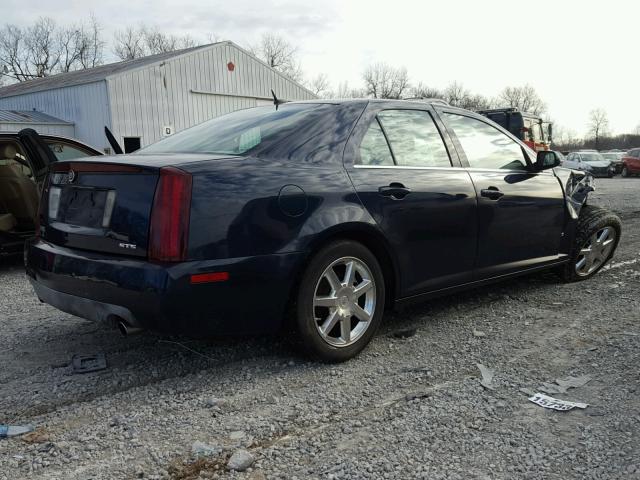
<box><xmin>535</xmin><ymin>150</ymin><xmax>561</xmax><ymax>171</ymax></box>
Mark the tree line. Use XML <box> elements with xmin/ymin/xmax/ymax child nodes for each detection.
<box><xmin>1</xmin><ymin>16</ymin><xmax>637</xmax><ymax>150</ymax></box>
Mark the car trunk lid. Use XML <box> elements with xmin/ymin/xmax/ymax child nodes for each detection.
<box><xmin>43</xmin><ymin>161</ymin><xmax>159</xmax><ymax>258</ymax></box>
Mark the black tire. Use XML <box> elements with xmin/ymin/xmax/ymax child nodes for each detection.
<box><xmin>294</xmin><ymin>240</ymin><xmax>385</xmax><ymax>362</ymax></box>
<box><xmin>559</xmin><ymin>205</ymin><xmax>621</xmax><ymax>282</ymax></box>
<box><xmin>621</xmin><ymin>166</ymin><xmax>629</xmax><ymax>177</ymax></box>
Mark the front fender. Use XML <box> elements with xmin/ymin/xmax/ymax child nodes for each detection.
<box><xmin>554</xmin><ymin>167</ymin><xmax>594</xmax><ymax>220</ymax></box>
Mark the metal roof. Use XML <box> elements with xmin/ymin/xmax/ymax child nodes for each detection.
<box><xmin>0</xmin><ymin>43</ymin><xmax>214</xmax><ymax>99</ymax></box>
<box><xmin>0</xmin><ymin>109</ymin><xmax>73</xmax><ymax>125</ymax></box>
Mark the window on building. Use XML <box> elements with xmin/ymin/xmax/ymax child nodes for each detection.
<box><xmin>123</xmin><ymin>137</ymin><xmax>141</xmax><ymax>153</ymax></box>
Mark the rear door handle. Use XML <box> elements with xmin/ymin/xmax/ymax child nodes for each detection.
<box><xmin>378</xmin><ymin>183</ymin><xmax>411</xmax><ymax>200</ymax></box>
<box><xmin>480</xmin><ymin>187</ymin><xmax>504</xmax><ymax>200</ymax></box>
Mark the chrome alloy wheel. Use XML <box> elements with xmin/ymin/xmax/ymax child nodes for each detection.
<box><xmin>313</xmin><ymin>256</ymin><xmax>376</xmax><ymax>347</ymax></box>
<box><xmin>575</xmin><ymin>227</ymin><xmax>617</xmax><ymax>276</ymax></box>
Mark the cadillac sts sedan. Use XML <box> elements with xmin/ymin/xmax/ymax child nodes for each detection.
<box><xmin>25</xmin><ymin>100</ymin><xmax>621</xmax><ymax>362</ymax></box>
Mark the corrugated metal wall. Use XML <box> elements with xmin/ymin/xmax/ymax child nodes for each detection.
<box><xmin>0</xmin><ymin>122</ymin><xmax>75</xmax><ymax>137</ymax></box>
<box><xmin>107</xmin><ymin>43</ymin><xmax>316</xmax><ymax>148</ymax></box>
<box><xmin>0</xmin><ymin>82</ymin><xmax>110</xmax><ymax>151</ymax></box>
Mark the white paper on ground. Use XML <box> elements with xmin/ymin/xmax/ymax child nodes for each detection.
<box><xmin>528</xmin><ymin>393</ymin><xmax>588</xmax><ymax>411</ymax></box>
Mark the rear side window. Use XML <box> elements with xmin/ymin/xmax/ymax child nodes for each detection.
<box><xmin>358</xmin><ymin>120</ymin><xmax>394</xmax><ymax>166</ymax></box>
<box><xmin>377</xmin><ymin>110</ymin><xmax>451</xmax><ymax>167</ymax></box>
<box><xmin>445</xmin><ymin>113</ymin><xmax>528</xmax><ymax>171</ymax></box>
<box><xmin>139</xmin><ymin>103</ymin><xmax>330</xmax><ymax>156</ymax></box>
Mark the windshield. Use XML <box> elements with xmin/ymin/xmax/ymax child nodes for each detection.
<box><xmin>138</xmin><ymin>103</ymin><xmax>329</xmax><ymax>155</ymax></box>
<box><xmin>581</xmin><ymin>153</ymin><xmax>606</xmax><ymax>162</ymax></box>
<box><xmin>601</xmin><ymin>153</ymin><xmax>621</xmax><ymax>160</ymax></box>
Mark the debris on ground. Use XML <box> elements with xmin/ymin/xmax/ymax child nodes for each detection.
<box><xmin>21</xmin><ymin>428</ymin><xmax>51</xmax><ymax>444</ymax></box>
<box><xmin>0</xmin><ymin>424</ymin><xmax>34</xmax><ymax>438</ymax></box>
<box><xmin>528</xmin><ymin>393</ymin><xmax>588</xmax><ymax>411</ymax></box>
<box><xmin>473</xmin><ymin>329</ymin><xmax>486</xmax><ymax>337</ymax></box>
<box><xmin>391</xmin><ymin>328</ymin><xmax>417</xmax><ymax>339</ymax></box>
<box><xmin>477</xmin><ymin>364</ymin><xmax>496</xmax><ymax>390</ymax></box>
<box><xmin>539</xmin><ymin>375</ymin><xmax>592</xmax><ymax>394</ymax></box>
<box><xmin>227</xmin><ymin>449</ymin><xmax>255</xmax><ymax>471</ymax></box>
<box><xmin>191</xmin><ymin>441</ymin><xmax>222</xmax><ymax>457</ymax></box>
<box><xmin>72</xmin><ymin>353</ymin><xmax>108</xmax><ymax>374</ymax></box>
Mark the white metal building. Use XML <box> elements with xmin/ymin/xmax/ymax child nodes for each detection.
<box><xmin>0</xmin><ymin>41</ymin><xmax>316</xmax><ymax>153</ymax></box>
<box><xmin>0</xmin><ymin>110</ymin><xmax>75</xmax><ymax>137</ymax></box>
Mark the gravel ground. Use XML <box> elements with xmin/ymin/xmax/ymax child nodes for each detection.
<box><xmin>1</xmin><ymin>178</ymin><xmax>639</xmax><ymax>480</ymax></box>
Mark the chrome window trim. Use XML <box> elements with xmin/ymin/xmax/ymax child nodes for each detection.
<box><xmin>353</xmin><ymin>164</ymin><xmax>554</xmax><ymax>175</ymax></box>
<box><xmin>353</xmin><ymin>164</ymin><xmax>462</xmax><ymax>171</ymax></box>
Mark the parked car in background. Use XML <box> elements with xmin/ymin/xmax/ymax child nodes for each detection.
<box><xmin>563</xmin><ymin>151</ymin><xmax>615</xmax><ymax>177</ymax></box>
<box><xmin>601</xmin><ymin>151</ymin><xmax>625</xmax><ymax>174</ymax></box>
<box><xmin>621</xmin><ymin>148</ymin><xmax>640</xmax><ymax>177</ymax></box>
<box><xmin>0</xmin><ymin>130</ymin><xmax>102</xmax><ymax>257</ymax></box>
<box><xmin>25</xmin><ymin>100</ymin><xmax>621</xmax><ymax>362</ymax></box>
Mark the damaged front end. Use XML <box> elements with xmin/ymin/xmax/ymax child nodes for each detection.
<box><xmin>554</xmin><ymin>167</ymin><xmax>594</xmax><ymax>219</ymax></box>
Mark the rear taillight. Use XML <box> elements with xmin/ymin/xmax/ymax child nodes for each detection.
<box><xmin>149</xmin><ymin>167</ymin><xmax>192</xmax><ymax>262</ymax></box>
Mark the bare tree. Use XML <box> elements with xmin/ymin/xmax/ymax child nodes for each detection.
<box><xmin>143</xmin><ymin>27</ymin><xmax>195</xmax><ymax>55</ymax></box>
<box><xmin>587</xmin><ymin>108</ymin><xmax>610</xmax><ymax>149</ymax></box>
<box><xmin>26</xmin><ymin>17</ymin><xmax>60</xmax><ymax>77</ymax></box>
<box><xmin>0</xmin><ymin>16</ymin><xmax>105</xmax><ymax>81</ymax></box>
<box><xmin>113</xmin><ymin>26</ymin><xmax>146</xmax><ymax>60</ymax></box>
<box><xmin>77</xmin><ymin>14</ymin><xmax>105</xmax><ymax>69</ymax></box>
<box><xmin>442</xmin><ymin>81</ymin><xmax>470</xmax><ymax>107</ymax></box>
<box><xmin>408</xmin><ymin>82</ymin><xmax>443</xmax><ymax>99</ymax></box>
<box><xmin>362</xmin><ymin>62</ymin><xmax>409</xmax><ymax>99</ymax></box>
<box><xmin>0</xmin><ymin>24</ymin><xmax>31</xmax><ymax>81</ymax></box>
<box><xmin>307</xmin><ymin>73</ymin><xmax>330</xmax><ymax>97</ymax></box>
<box><xmin>249</xmin><ymin>33</ymin><xmax>303</xmax><ymax>82</ymax></box>
<box><xmin>113</xmin><ymin>25</ymin><xmax>196</xmax><ymax>61</ymax></box>
<box><xmin>498</xmin><ymin>85</ymin><xmax>546</xmax><ymax>115</ymax></box>
<box><xmin>330</xmin><ymin>81</ymin><xmax>365</xmax><ymax>99</ymax></box>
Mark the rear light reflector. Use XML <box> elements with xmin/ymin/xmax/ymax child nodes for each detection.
<box><xmin>149</xmin><ymin>167</ymin><xmax>192</xmax><ymax>262</ymax></box>
<box><xmin>48</xmin><ymin>187</ymin><xmax>62</xmax><ymax>220</ymax></box>
<box><xmin>190</xmin><ymin>272</ymin><xmax>230</xmax><ymax>284</ymax></box>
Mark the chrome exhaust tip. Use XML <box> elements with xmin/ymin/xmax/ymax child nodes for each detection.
<box><xmin>117</xmin><ymin>320</ymin><xmax>143</xmax><ymax>337</ymax></box>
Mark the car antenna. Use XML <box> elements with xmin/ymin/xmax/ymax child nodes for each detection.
<box><xmin>271</xmin><ymin>89</ymin><xmax>287</xmax><ymax>110</ymax></box>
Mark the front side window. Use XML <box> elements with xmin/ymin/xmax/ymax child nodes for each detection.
<box><xmin>444</xmin><ymin>113</ymin><xmax>528</xmax><ymax>171</ymax></box>
<box><xmin>377</xmin><ymin>110</ymin><xmax>451</xmax><ymax>167</ymax></box>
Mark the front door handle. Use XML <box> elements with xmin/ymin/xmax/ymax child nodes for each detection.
<box><xmin>379</xmin><ymin>182</ymin><xmax>411</xmax><ymax>200</ymax></box>
<box><xmin>480</xmin><ymin>187</ymin><xmax>504</xmax><ymax>200</ymax></box>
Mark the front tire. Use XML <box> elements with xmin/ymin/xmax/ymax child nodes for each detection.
<box><xmin>560</xmin><ymin>205</ymin><xmax>621</xmax><ymax>282</ymax></box>
<box><xmin>294</xmin><ymin>240</ymin><xmax>385</xmax><ymax>362</ymax></box>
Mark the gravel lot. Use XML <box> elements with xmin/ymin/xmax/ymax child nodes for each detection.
<box><xmin>1</xmin><ymin>178</ymin><xmax>639</xmax><ymax>480</ymax></box>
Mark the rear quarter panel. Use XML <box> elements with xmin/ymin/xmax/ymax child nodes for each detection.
<box><xmin>184</xmin><ymin>158</ymin><xmax>377</xmax><ymax>260</ymax></box>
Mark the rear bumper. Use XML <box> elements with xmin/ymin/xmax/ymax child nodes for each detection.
<box><xmin>25</xmin><ymin>238</ymin><xmax>303</xmax><ymax>336</ymax></box>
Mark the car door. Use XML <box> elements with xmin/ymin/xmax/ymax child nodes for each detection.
<box><xmin>631</xmin><ymin>149</ymin><xmax>640</xmax><ymax>173</ymax></box>
<box><xmin>344</xmin><ymin>104</ymin><xmax>478</xmax><ymax>297</ymax></box>
<box><xmin>437</xmin><ymin>110</ymin><xmax>566</xmax><ymax>279</ymax></box>
<box><xmin>17</xmin><ymin>129</ymin><xmax>59</xmax><ymax>185</ymax></box>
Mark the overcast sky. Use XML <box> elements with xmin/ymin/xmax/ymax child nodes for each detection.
<box><xmin>3</xmin><ymin>0</ymin><xmax>639</xmax><ymax>135</ymax></box>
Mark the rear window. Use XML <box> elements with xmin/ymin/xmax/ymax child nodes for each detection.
<box><xmin>138</xmin><ymin>104</ymin><xmax>331</xmax><ymax>156</ymax></box>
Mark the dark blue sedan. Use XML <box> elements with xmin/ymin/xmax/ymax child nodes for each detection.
<box><xmin>25</xmin><ymin>100</ymin><xmax>621</xmax><ymax>361</ymax></box>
